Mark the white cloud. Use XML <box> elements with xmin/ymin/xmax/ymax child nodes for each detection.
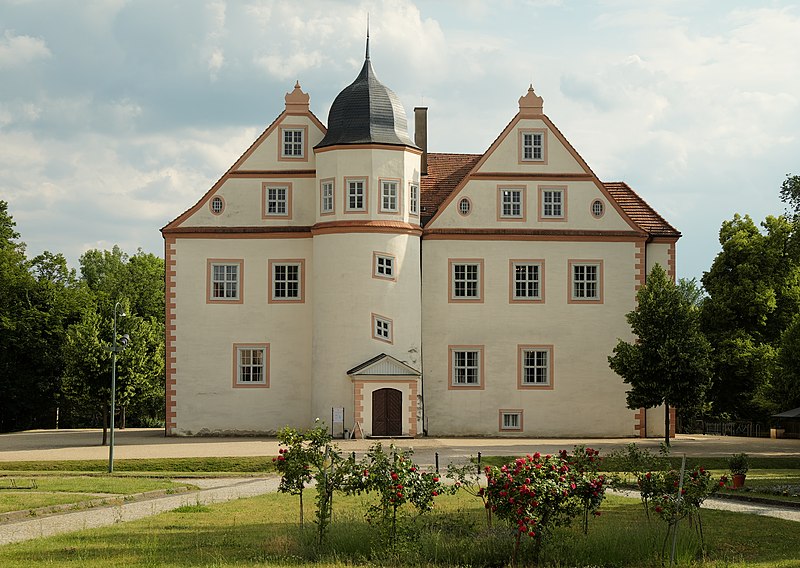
<box><xmin>0</xmin><ymin>30</ymin><xmax>51</xmax><ymax>68</ymax></box>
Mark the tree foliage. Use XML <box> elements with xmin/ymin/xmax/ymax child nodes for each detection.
<box><xmin>609</xmin><ymin>264</ymin><xmax>712</xmax><ymax>444</ymax></box>
<box><xmin>700</xmin><ymin>213</ymin><xmax>800</xmax><ymax>418</ymax></box>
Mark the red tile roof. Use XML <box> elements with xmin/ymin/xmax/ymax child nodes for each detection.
<box><xmin>603</xmin><ymin>182</ymin><xmax>680</xmax><ymax>237</ymax></box>
<box><xmin>419</xmin><ymin>152</ymin><xmax>679</xmax><ymax>237</ymax></box>
<box><xmin>420</xmin><ymin>153</ymin><xmax>482</xmax><ymax>224</ymax></box>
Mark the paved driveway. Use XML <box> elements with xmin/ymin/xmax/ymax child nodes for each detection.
<box><xmin>1</xmin><ymin>428</ymin><xmax>797</xmax><ymax>469</ymax></box>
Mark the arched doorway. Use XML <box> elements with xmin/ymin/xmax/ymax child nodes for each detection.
<box><xmin>372</xmin><ymin>388</ymin><xmax>402</xmax><ymax>437</ymax></box>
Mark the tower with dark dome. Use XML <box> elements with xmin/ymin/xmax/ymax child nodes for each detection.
<box><xmin>310</xmin><ymin>41</ymin><xmax>423</xmax><ymax>437</ymax></box>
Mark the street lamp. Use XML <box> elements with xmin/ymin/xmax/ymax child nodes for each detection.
<box><xmin>109</xmin><ymin>301</ymin><xmax>129</xmax><ymax>473</ymax></box>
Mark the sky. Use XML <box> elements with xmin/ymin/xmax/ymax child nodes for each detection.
<box><xmin>1</xmin><ymin>0</ymin><xmax>799</xmax><ymax>282</ymax></box>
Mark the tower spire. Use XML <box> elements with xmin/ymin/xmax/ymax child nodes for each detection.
<box><xmin>366</xmin><ymin>14</ymin><xmax>370</xmax><ymax>60</ymax></box>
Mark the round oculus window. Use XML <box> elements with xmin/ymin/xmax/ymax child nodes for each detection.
<box><xmin>591</xmin><ymin>199</ymin><xmax>604</xmax><ymax>218</ymax></box>
<box><xmin>210</xmin><ymin>196</ymin><xmax>224</xmax><ymax>214</ymax></box>
<box><xmin>458</xmin><ymin>197</ymin><xmax>471</xmax><ymax>216</ymax></box>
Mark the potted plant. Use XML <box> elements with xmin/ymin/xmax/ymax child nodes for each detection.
<box><xmin>728</xmin><ymin>452</ymin><xmax>749</xmax><ymax>489</ymax></box>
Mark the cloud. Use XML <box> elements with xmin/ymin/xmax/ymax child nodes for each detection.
<box><xmin>0</xmin><ymin>30</ymin><xmax>51</xmax><ymax>67</ymax></box>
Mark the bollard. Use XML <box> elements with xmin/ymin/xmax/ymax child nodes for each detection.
<box><xmin>351</xmin><ymin>451</ymin><xmax>356</xmax><ymax>461</ymax></box>
<box><xmin>477</xmin><ymin>451</ymin><xmax>482</xmax><ymax>475</ymax></box>
<box><xmin>435</xmin><ymin>452</ymin><xmax>439</xmax><ymax>473</ymax></box>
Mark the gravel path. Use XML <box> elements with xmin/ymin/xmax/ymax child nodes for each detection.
<box><xmin>0</xmin><ymin>476</ymin><xmax>279</xmax><ymax>546</ymax></box>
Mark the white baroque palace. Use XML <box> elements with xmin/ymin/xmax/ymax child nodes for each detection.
<box><xmin>162</xmin><ymin>47</ymin><xmax>679</xmax><ymax>438</ymax></box>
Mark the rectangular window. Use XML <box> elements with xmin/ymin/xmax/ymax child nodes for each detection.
<box><xmin>207</xmin><ymin>259</ymin><xmax>243</xmax><ymax>303</ymax></box>
<box><xmin>372</xmin><ymin>313</ymin><xmax>393</xmax><ymax>344</ymax></box>
<box><xmin>233</xmin><ymin>343</ymin><xmax>269</xmax><ymax>387</ymax></box>
<box><xmin>380</xmin><ymin>180</ymin><xmax>399</xmax><ymax>213</ymax></box>
<box><xmin>320</xmin><ymin>179</ymin><xmax>334</xmax><ymax>214</ymax></box>
<box><xmin>541</xmin><ymin>189</ymin><xmax>563</xmax><ymax>218</ymax></box>
<box><xmin>282</xmin><ymin>128</ymin><xmax>303</xmax><ymax>157</ymax></box>
<box><xmin>512</xmin><ymin>261</ymin><xmax>542</xmax><ymax>301</ymax></box>
<box><xmin>571</xmin><ymin>262</ymin><xmax>601</xmax><ymax>301</ymax></box>
<box><xmin>346</xmin><ymin>178</ymin><xmax>367</xmax><ymax>212</ymax></box>
<box><xmin>453</xmin><ymin>350</ymin><xmax>479</xmax><ymax>385</ymax></box>
<box><xmin>499</xmin><ymin>187</ymin><xmax>524</xmax><ymax>219</ymax></box>
<box><xmin>450</xmin><ymin>260</ymin><xmax>483</xmax><ymax>302</ymax></box>
<box><xmin>267</xmin><ymin>187</ymin><xmax>287</xmax><ymax>215</ymax></box>
<box><xmin>518</xmin><ymin>345</ymin><xmax>554</xmax><ymax>389</ymax></box>
<box><xmin>500</xmin><ymin>410</ymin><xmax>523</xmax><ymax>431</ymax></box>
<box><xmin>522</xmin><ymin>132</ymin><xmax>543</xmax><ymax>161</ymax></box>
<box><xmin>269</xmin><ymin>260</ymin><xmax>304</xmax><ymax>303</ymax></box>
<box><xmin>262</xmin><ymin>182</ymin><xmax>292</xmax><ymax>219</ymax></box>
<box><xmin>373</xmin><ymin>252</ymin><xmax>395</xmax><ymax>280</ymax></box>
<box><xmin>409</xmin><ymin>183</ymin><xmax>419</xmax><ymax>215</ymax></box>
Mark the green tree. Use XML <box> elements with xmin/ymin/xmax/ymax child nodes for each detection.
<box><xmin>609</xmin><ymin>264</ymin><xmax>712</xmax><ymax>445</ymax></box>
<box><xmin>0</xmin><ymin>202</ymin><xmax>87</xmax><ymax>432</ymax></box>
<box><xmin>700</xmin><ymin>214</ymin><xmax>800</xmax><ymax>418</ymax></box>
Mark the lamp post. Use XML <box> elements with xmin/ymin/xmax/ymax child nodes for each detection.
<box><xmin>109</xmin><ymin>302</ymin><xmax>129</xmax><ymax>473</ymax></box>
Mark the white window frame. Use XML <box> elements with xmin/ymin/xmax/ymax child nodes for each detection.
<box><xmin>380</xmin><ymin>180</ymin><xmax>399</xmax><ymax>213</ymax></box>
<box><xmin>520</xmin><ymin>347</ymin><xmax>551</xmax><ymax>386</ymax></box>
<box><xmin>450</xmin><ymin>348</ymin><xmax>482</xmax><ymax>387</ymax></box>
<box><xmin>409</xmin><ymin>182</ymin><xmax>419</xmax><ymax>216</ymax></box>
<box><xmin>450</xmin><ymin>260</ymin><xmax>483</xmax><ymax>302</ymax></box>
<box><xmin>371</xmin><ymin>313</ymin><xmax>393</xmax><ymax>344</ymax></box>
<box><xmin>373</xmin><ymin>253</ymin><xmax>395</xmax><ymax>281</ymax></box>
<box><xmin>500</xmin><ymin>410</ymin><xmax>523</xmax><ymax>431</ymax></box>
<box><xmin>511</xmin><ymin>261</ymin><xmax>543</xmax><ymax>302</ymax></box>
<box><xmin>234</xmin><ymin>344</ymin><xmax>269</xmax><ymax>387</ymax></box>
<box><xmin>346</xmin><ymin>178</ymin><xmax>367</xmax><ymax>212</ymax></box>
<box><xmin>320</xmin><ymin>180</ymin><xmax>334</xmax><ymax>214</ymax></box>
<box><xmin>500</xmin><ymin>187</ymin><xmax>524</xmax><ymax>219</ymax></box>
<box><xmin>266</xmin><ymin>186</ymin><xmax>289</xmax><ymax>217</ymax></box>
<box><xmin>522</xmin><ymin>131</ymin><xmax>544</xmax><ymax>161</ymax></box>
<box><xmin>541</xmin><ymin>188</ymin><xmax>564</xmax><ymax>218</ymax></box>
<box><xmin>209</xmin><ymin>262</ymin><xmax>241</xmax><ymax>301</ymax></box>
<box><xmin>270</xmin><ymin>262</ymin><xmax>302</xmax><ymax>301</ymax></box>
<box><xmin>570</xmin><ymin>261</ymin><xmax>602</xmax><ymax>301</ymax></box>
<box><xmin>281</xmin><ymin>128</ymin><xmax>304</xmax><ymax>158</ymax></box>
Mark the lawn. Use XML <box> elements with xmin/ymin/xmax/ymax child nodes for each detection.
<box><xmin>0</xmin><ymin>476</ymin><xmax>195</xmax><ymax>514</ymax></box>
<box><xmin>0</xmin><ymin>456</ymin><xmax>277</xmax><ymax>474</ymax></box>
<box><xmin>1</xmin><ymin>489</ymin><xmax>799</xmax><ymax>567</ymax></box>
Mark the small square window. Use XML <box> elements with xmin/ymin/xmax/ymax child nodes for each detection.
<box><xmin>210</xmin><ymin>196</ymin><xmax>224</xmax><ymax>215</ymax></box>
<box><xmin>458</xmin><ymin>198</ymin><xmax>472</xmax><ymax>216</ymax></box>
<box><xmin>372</xmin><ymin>313</ymin><xmax>393</xmax><ymax>344</ymax></box>
<box><xmin>591</xmin><ymin>199</ymin><xmax>604</xmax><ymax>218</ymax></box>
<box><xmin>373</xmin><ymin>253</ymin><xmax>395</xmax><ymax>280</ymax></box>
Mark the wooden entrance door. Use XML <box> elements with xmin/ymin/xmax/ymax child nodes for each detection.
<box><xmin>372</xmin><ymin>388</ymin><xmax>403</xmax><ymax>437</ymax></box>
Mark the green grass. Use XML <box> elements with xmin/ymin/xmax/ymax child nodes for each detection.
<box><xmin>1</xmin><ymin>490</ymin><xmax>799</xmax><ymax>567</ymax></box>
<box><xmin>0</xmin><ymin>456</ymin><xmax>277</xmax><ymax>474</ymax></box>
<box><xmin>0</xmin><ymin>476</ymin><xmax>195</xmax><ymax>514</ymax></box>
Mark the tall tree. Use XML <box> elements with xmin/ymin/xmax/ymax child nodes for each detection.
<box><xmin>701</xmin><ymin>213</ymin><xmax>800</xmax><ymax>418</ymax></box>
<box><xmin>608</xmin><ymin>264</ymin><xmax>712</xmax><ymax>445</ymax></box>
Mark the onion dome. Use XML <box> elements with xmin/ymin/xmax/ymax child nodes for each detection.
<box><xmin>315</xmin><ymin>41</ymin><xmax>417</xmax><ymax>150</ymax></box>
